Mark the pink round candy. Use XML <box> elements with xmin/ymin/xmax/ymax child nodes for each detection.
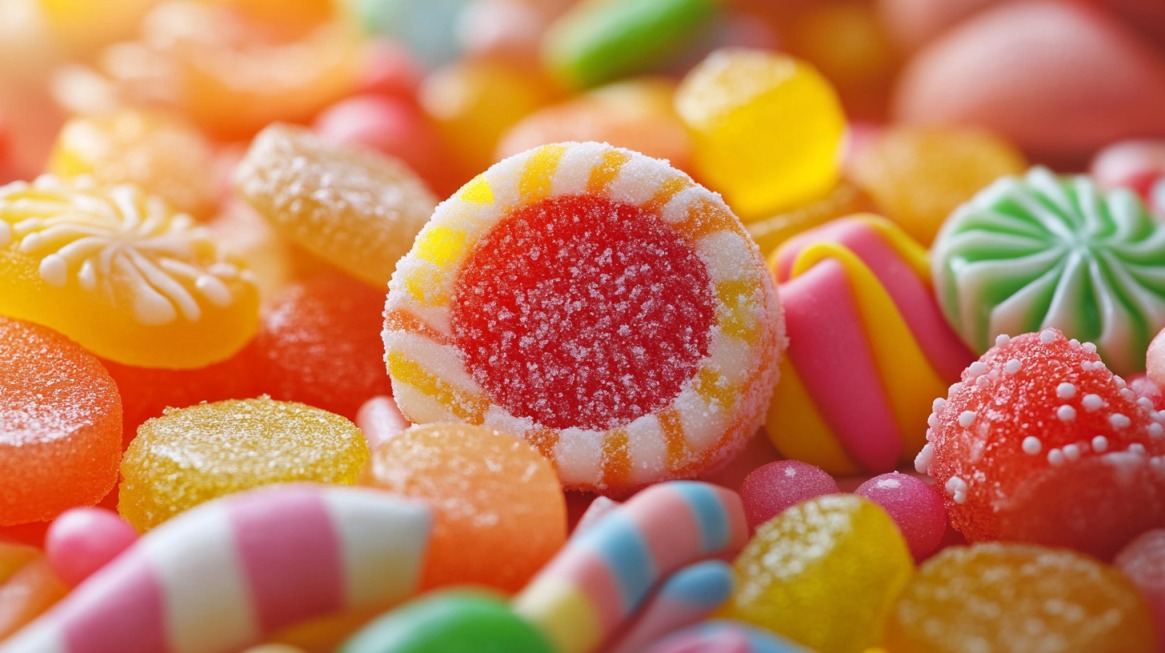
<box><xmin>1115</xmin><ymin>529</ymin><xmax>1165</xmax><ymax>647</ymax></box>
<box><xmin>855</xmin><ymin>472</ymin><xmax>947</xmax><ymax>561</ymax></box>
<box><xmin>45</xmin><ymin>507</ymin><xmax>138</xmax><ymax>587</ymax></box>
<box><xmin>739</xmin><ymin>460</ymin><xmax>840</xmax><ymax>530</ymax></box>
<box><xmin>1149</xmin><ymin>327</ymin><xmax>1165</xmax><ymax>391</ymax></box>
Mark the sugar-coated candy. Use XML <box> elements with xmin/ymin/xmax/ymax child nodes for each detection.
<box><xmin>605</xmin><ymin>560</ymin><xmax>735</xmax><ymax>653</ymax></box>
<box><xmin>1116</xmin><ymin>529</ymin><xmax>1165</xmax><ymax>647</ymax></box>
<box><xmin>675</xmin><ymin>49</ymin><xmax>846</xmax><ymax>218</ymax></box>
<box><xmin>44</xmin><ymin>507</ymin><xmax>137</xmax><ymax>587</ymax></box>
<box><xmin>47</xmin><ymin>109</ymin><xmax>217</xmax><ymax>219</ymax></box>
<box><xmin>0</xmin><ymin>317</ymin><xmax>122</xmax><ymax>525</ymax></box>
<box><xmin>854</xmin><ymin>472</ymin><xmax>947</xmax><ymax>561</ymax></box>
<box><xmin>1149</xmin><ymin>327</ymin><xmax>1165</xmax><ymax>390</ymax></box>
<box><xmin>384</xmin><ymin>141</ymin><xmax>784</xmax><ymax>492</ymax></box>
<box><xmin>0</xmin><ymin>175</ymin><xmax>260</xmax><ymax>368</ymax></box>
<box><xmin>253</xmin><ymin>274</ymin><xmax>393</xmax><ymax>421</ymax></box>
<box><xmin>847</xmin><ymin>125</ymin><xmax>1027</xmax><ymax>245</ymax></box>
<box><xmin>0</xmin><ymin>485</ymin><xmax>432</xmax><ymax>653</ymax></box>
<box><xmin>739</xmin><ymin>460</ymin><xmax>840</xmax><ymax>531</ymax></box>
<box><xmin>918</xmin><ymin>328</ymin><xmax>1165</xmax><ymax>559</ymax></box>
<box><xmin>720</xmin><ymin>494</ymin><xmax>913</xmax><ymax>653</ymax></box>
<box><xmin>338</xmin><ymin>590</ymin><xmax>554</xmax><ymax>653</ymax></box>
<box><xmin>0</xmin><ymin>543</ymin><xmax>68</xmax><ymax>641</ymax></box>
<box><xmin>119</xmin><ymin>397</ymin><xmax>369</xmax><ymax>531</ymax></box>
<box><xmin>543</xmin><ymin>0</ymin><xmax>718</xmax><ymax>89</ymax></box>
<box><xmin>235</xmin><ymin>123</ymin><xmax>438</xmax><ymax>289</ymax></box>
<box><xmin>768</xmin><ymin>215</ymin><xmax>973</xmax><ymax>474</ymax></box>
<box><xmin>643</xmin><ymin>620</ymin><xmax>812</xmax><ymax>653</ymax></box>
<box><xmin>513</xmin><ymin>481</ymin><xmax>748</xmax><ymax>653</ymax></box>
<box><xmin>360</xmin><ymin>423</ymin><xmax>565</xmax><ymax>592</ymax></box>
<box><xmin>884</xmin><ymin>543</ymin><xmax>1157</xmax><ymax>653</ymax></box>
<box><xmin>932</xmin><ymin>167</ymin><xmax>1165</xmax><ymax>376</ymax></box>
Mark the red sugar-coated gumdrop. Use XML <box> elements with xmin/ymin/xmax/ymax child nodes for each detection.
<box><xmin>45</xmin><ymin>507</ymin><xmax>138</xmax><ymax>587</ymax></box>
<box><xmin>856</xmin><ymin>472</ymin><xmax>948</xmax><ymax>561</ymax></box>
<box><xmin>253</xmin><ymin>274</ymin><xmax>394</xmax><ymax>421</ymax></box>
<box><xmin>738</xmin><ymin>460</ymin><xmax>840</xmax><ymax>530</ymax></box>
<box><xmin>452</xmin><ymin>194</ymin><xmax>715</xmax><ymax>431</ymax></box>
<box><xmin>0</xmin><ymin>317</ymin><xmax>123</xmax><ymax>526</ymax></box>
<box><xmin>918</xmin><ymin>329</ymin><xmax>1165</xmax><ymax>559</ymax></box>
<box><xmin>100</xmin><ymin>346</ymin><xmax>260</xmax><ymax>449</ymax></box>
<box><xmin>1116</xmin><ymin>529</ymin><xmax>1165</xmax><ymax>647</ymax></box>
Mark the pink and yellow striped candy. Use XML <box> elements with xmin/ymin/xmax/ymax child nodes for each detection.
<box><xmin>1</xmin><ymin>484</ymin><xmax>431</xmax><ymax>653</ymax></box>
<box><xmin>384</xmin><ymin>141</ymin><xmax>785</xmax><ymax>492</ymax></box>
<box><xmin>766</xmin><ymin>215</ymin><xmax>975</xmax><ymax>475</ymax></box>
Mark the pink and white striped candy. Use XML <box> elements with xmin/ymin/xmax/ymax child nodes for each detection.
<box><xmin>1</xmin><ymin>484</ymin><xmax>431</xmax><ymax>653</ymax></box>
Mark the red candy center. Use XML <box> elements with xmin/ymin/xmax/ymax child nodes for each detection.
<box><xmin>452</xmin><ymin>194</ymin><xmax>714</xmax><ymax>431</ymax></box>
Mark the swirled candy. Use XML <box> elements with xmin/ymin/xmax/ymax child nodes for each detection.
<box><xmin>384</xmin><ymin>142</ymin><xmax>784</xmax><ymax>492</ymax></box>
<box><xmin>931</xmin><ymin>167</ymin><xmax>1165</xmax><ymax>375</ymax></box>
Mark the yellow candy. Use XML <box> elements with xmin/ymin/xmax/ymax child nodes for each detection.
<box><xmin>235</xmin><ymin>123</ymin><xmax>438</xmax><ymax>289</ymax></box>
<box><xmin>119</xmin><ymin>397</ymin><xmax>369</xmax><ymax>530</ymax></box>
<box><xmin>48</xmin><ymin>109</ymin><xmax>217</xmax><ymax>218</ymax></box>
<box><xmin>676</xmin><ymin>49</ymin><xmax>846</xmax><ymax>219</ymax></box>
<box><xmin>0</xmin><ymin>175</ymin><xmax>259</xmax><ymax>369</ymax></box>
<box><xmin>721</xmin><ymin>495</ymin><xmax>913</xmax><ymax>653</ymax></box>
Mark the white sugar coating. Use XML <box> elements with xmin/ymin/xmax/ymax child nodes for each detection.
<box><xmin>945</xmin><ymin>475</ymin><xmax>968</xmax><ymax>504</ymax></box>
<box><xmin>1022</xmin><ymin>436</ymin><xmax>1042</xmax><ymax>455</ymax></box>
<box><xmin>958</xmin><ymin>410</ymin><xmax>977</xmax><ymax>427</ymax></box>
<box><xmin>967</xmin><ymin>361</ymin><xmax>988</xmax><ymax>378</ymax></box>
<box><xmin>1130</xmin><ymin>443</ymin><xmax>1147</xmax><ymax>456</ymax></box>
<box><xmin>1063</xmin><ymin>444</ymin><xmax>1081</xmax><ymax>461</ymax></box>
<box><xmin>1120</xmin><ymin>388</ymin><xmax>1137</xmax><ymax>402</ymax></box>
<box><xmin>1093</xmin><ymin>436</ymin><xmax>1109</xmax><ymax>452</ymax></box>
<box><xmin>1115</xmin><ymin>376</ymin><xmax>1127</xmax><ymax>388</ymax></box>
<box><xmin>1004</xmin><ymin>359</ymin><xmax>1022</xmax><ymax>375</ymax></box>
<box><xmin>1082</xmin><ymin>342</ymin><xmax>1098</xmax><ymax>354</ymax></box>
<box><xmin>1048</xmin><ymin>449</ymin><xmax>1065</xmax><ymax>466</ymax></box>
<box><xmin>1082</xmin><ymin>394</ymin><xmax>1104</xmax><ymax>411</ymax></box>
<box><xmin>915</xmin><ymin>442</ymin><xmax>935</xmax><ymax>474</ymax></box>
<box><xmin>876</xmin><ymin>477</ymin><xmax>902</xmax><ymax>489</ymax></box>
<box><xmin>932</xmin><ymin>397</ymin><xmax>947</xmax><ymax>412</ymax></box>
<box><xmin>975</xmin><ymin>375</ymin><xmax>990</xmax><ymax>389</ymax></box>
<box><xmin>1057</xmin><ymin>405</ymin><xmax>1077</xmax><ymax>421</ymax></box>
<box><xmin>1138</xmin><ymin>397</ymin><xmax>1156</xmax><ymax>411</ymax></box>
<box><xmin>1110</xmin><ymin>413</ymin><xmax>1131</xmax><ymax>429</ymax></box>
<box><xmin>1040</xmin><ymin>329</ymin><xmax>1057</xmax><ymax>344</ymax></box>
<box><xmin>1056</xmin><ymin>382</ymin><xmax>1077</xmax><ymax>399</ymax></box>
<box><xmin>927</xmin><ymin>413</ymin><xmax>939</xmax><ymax>428</ymax></box>
<box><xmin>1150</xmin><ymin>423</ymin><xmax>1164</xmax><ymax>439</ymax></box>
<box><xmin>995</xmin><ymin>333</ymin><xmax>1011</xmax><ymax>347</ymax></box>
<box><xmin>1069</xmin><ymin>338</ymin><xmax>1081</xmax><ymax>348</ymax></box>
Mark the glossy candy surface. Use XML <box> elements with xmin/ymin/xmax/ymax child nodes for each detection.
<box><xmin>119</xmin><ymin>398</ymin><xmax>369</xmax><ymax>530</ymax></box>
<box><xmin>854</xmin><ymin>472</ymin><xmax>947</xmax><ymax>561</ymax></box>
<box><xmin>738</xmin><ymin>460</ymin><xmax>839</xmax><ymax>531</ymax></box>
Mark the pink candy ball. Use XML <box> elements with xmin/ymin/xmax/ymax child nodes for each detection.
<box><xmin>739</xmin><ymin>460</ymin><xmax>840</xmax><ymax>530</ymax></box>
<box><xmin>1115</xmin><ymin>529</ymin><xmax>1165</xmax><ymax>647</ymax></box>
<box><xmin>1148</xmin><ymin>328</ymin><xmax>1165</xmax><ymax>391</ymax></box>
<box><xmin>45</xmin><ymin>507</ymin><xmax>138</xmax><ymax>587</ymax></box>
<box><xmin>855</xmin><ymin>472</ymin><xmax>947</xmax><ymax>561</ymax></box>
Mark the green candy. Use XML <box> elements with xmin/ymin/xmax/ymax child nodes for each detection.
<box><xmin>544</xmin><ymin>0</ymin><xmax>718</xmax><ymax>89</ymax></box>
<box><xmin>931</xmin><ymin>166</ymin><xmax>1165</xmax><ymax>375</ymax></box>
<box><xmin>337</xmin><ymin>590</ymin><xmax>555</xmax><ymax>653</ymax></box>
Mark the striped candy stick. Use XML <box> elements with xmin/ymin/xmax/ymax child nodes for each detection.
<box><xmin>605</xmin><ymin>559</ymin><xmax>735</xmax><ymax>653</ymax></box>
<box><xmin>1</xmin><ymin>484</ymin><xmax>431</xmax><ymax>653</ymax></box>
<box><xmin>512</xmin><ymin>481</ymin><xmax>748</xmax><ymax>653</ymax></box>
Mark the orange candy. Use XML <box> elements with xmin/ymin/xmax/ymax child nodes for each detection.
<box><xmin>0</xmin><ymin>542</ymin><xmax>68</xmax><ymax>640</ymax></box>
<box><xmin>0</xmin><ymin>316</ymin><xmax>122</xmax><ymax>525</ymax></box>
<box><xmin>253</xmin><ymin>274</ymin><xmax>394</xmax><ymax>420</ymax></box>
<box><xmin>360</xmin><ymin>423</ymin><xmax>567</xmax><ymax>593</ymax></box>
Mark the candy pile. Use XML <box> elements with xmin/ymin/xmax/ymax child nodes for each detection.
<box><xmin>2</xmin><ymin>0</ymin><xmax>1165</xmax><ymax>652</ymax></box>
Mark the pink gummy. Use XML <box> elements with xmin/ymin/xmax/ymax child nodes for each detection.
<box><xmin>855</xmin><ymin>472</ymin><xmax>948</xmax><ymax>561</ymax></box>
<box><xmin>739</xmin><ymin>460</ymin><xmax>840</xmax><ymax>530</ymax></box>
<box><xmin>1115</xmin><ymin>529</ymin><xmax>1165</xmax><ymax>647</ymax></box>
<box><xmin>45</xmin><ymin>508</ymin><xmax>139</xmax><ymax>587</ymax></box>
<box><xmin>355</xmin><ymin>395</ymin><xmax>411</xmax><ymax>450</ymax></box>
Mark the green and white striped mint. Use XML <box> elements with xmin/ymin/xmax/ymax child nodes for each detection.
<box><xmin>931</xmin><ymin>166</ymin><xmax>1165</xmax><ymax>375</ymax></box>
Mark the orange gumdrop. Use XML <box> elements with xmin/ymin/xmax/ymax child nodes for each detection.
<box><xmin>0</xmin><ymin>317</ymin><xmax>122</xmax><ymax>525</ymax></box>
<box><xmin>252</xmin><ymin>274</ymin><xmax>394</xmax><ymax>420</ymax></box>
<box><xmin>0</xmin><ymin>543</ymin><xmax>69</xmax><ymax>640</ymax></box>
<box><xmin>361</xmin><ymin>423</ymin><xmax>567</xmax><ymax>593</ymax></box>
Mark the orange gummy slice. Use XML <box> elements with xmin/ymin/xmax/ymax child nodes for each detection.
<box><xmin>0</xmin><ymin>175</ymin><xmax>260</xmax><ymax>369</ymax></box>
<box><xmin>0</xmin><ymin>317</ymin><xmax>123</xmax><ymax>525</ymax></box>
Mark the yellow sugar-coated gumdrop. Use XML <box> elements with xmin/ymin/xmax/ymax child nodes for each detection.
<box><xmin>48</xmin><ymin>109</ymin><xmax>218</xmax><ymax>219</ymax></box>
<box><xmin>0</xmin><ymin>176</ymin><xmax>260</xmax><ymax>369</ymax></box>
<box><xmin>884</xmin><ymin>543</ymin><xmax>1157</xmax><ymax>653</ymax></box>
<box><xmin>119</xmin><ymin>397</ymin><xmax>369</xmax><ymax>530</ymax></box>
<box><xmin>235</xmin><ymin>123</ymin><xmax>439</xmax><ymax>288</ymax></box>
<box><xmin>676</xmin><ymin>49</ymin><xmax>847</xmax><ymax>219</ymax></box>
<box><xmin>720</xmin><ymin>494</ymin><xmax>913</xmax><ymax>653</ymax></box>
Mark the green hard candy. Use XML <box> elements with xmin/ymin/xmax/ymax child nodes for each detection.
<box><xmin>337</xmin><ymin>590</ymin><xmax>555</xmax><ymax>653</ymax></box>
<box><xmin>544</xmin><ymin>0</ymin><xmax>718</xmax><ymax>89</ymax></box>
<box><xmin>931</xmin><ymin>166</ymin><xmax>1165</xmax><ymax>375</ymax></box>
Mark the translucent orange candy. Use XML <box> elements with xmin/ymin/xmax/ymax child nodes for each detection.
<box><xmin>235</xmin><ymin>124</ymin><xmax>438</xmax><ymax>289</ymax></box>
<box><xmin>360</xmin><ymin>423</ymin><xmax>567</xmax><ymax>593</ymax></box>
<box><xmin>885</xmin><ymin>543</ymin><xmax>1157</xmax><ymax>653</ymax></box>
<box><xmin>0</xmin><ymin>542</ymin><xmax>68</xmax><ymax>640</ymax></box>
<box><xmin>0</xmin><ymin>175</ymin><xmax>260</xmax><ymax>369</ymax></box>
<box><xmin>0</xmin><ymin>316</ymin><xmax>122</xmax><ymax>525</ymax></box>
